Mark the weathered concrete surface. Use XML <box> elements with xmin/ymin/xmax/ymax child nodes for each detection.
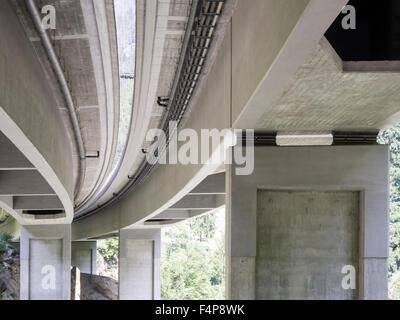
<box><xmin>0</xmin><ymin>1</ymin><xmax>74</xmax><ymax>223</ymax></box>
<box><xmin>227</xmin><ymin>257</ymin><xmax>256</xmax><ymax>300</ymax></box>
<box><xmin>360</xmin><ymin>258</ymin><xmax>388</xmax><ymax>300</ymax></box>
<box><xmin>226</xmin><ymin>145</ymin><xmax>389</xmax><ymax>300</ymax></box>
<box><xmin>170</xmin><ymin>194</ymin><xmax>225</xmax><ymax>210</ymax></box>
<box><xmin>13</xmin><ymin>196</ymin><xmax>63</xmax><ymax>210</ymax></box>
<box><xmin>232</xmin><ymin>0</ymin><xmax>349</xmax><ymax>128</ymax></box>
<box><xmin>256</xmin><ymin>37</ymin><xmax>400</xmax><ymax>131</ymax></box>
<box><xmin>91</xmin><ymin>0</ymin><xmax>194</xmax><ymax>214</ymax></box>
<box><xmin>0</xmin><ymin>1</ymin><xmax>73</xmax><ymax>197</ymax></box>
<box><xmin>72</xmin><ymin>3</ymin><xmax>233</xmax><ymax>239</ymax></box>
<box><xmin>256</xmin><ymin>190</ymin><xmax>359</xmax><ymax>299</ymax></box>
<box><xmin>29</xmin><ymin>239</ymin><xmax>63</xmax><ymax>300</ymax></box>
<box><xmin>189</xmin><ymin>172</ymin><xmax>226</xmax><ymax>195</ymax></box>
<box><xmin>20</xmin><ymin>225</ymin><xmax>71</xmax><ymax>300</ymax></box>
<box><xmin>119</xmin><ymin>229</ymin><xmax>161</xmax><ymax>300</ymax></box>
<box><xmin>76</xmin><ymin>0</ymin><xmax>120</xmax><ymax>205</ymax></box>
<box><xmin>71</xmin><ymin>241</ymin><xmax>97</xmax><ymax>275</ymax></box>
<box><xmin>0</xmin><ymin>171</ymin><xmax>55</xmax><ymax>196</ymax></box>
<box><xmin>9</xmin><ymin>0</ymin><xmax>120</xmax><ymax>207</ymax></box>
<box><xmin>0</xmin><ymin>132</ymin><xmax>34</xmax><ymax>170</ymax></box>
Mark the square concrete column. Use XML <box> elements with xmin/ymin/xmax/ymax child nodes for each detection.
<box><xmin>118</xmin><ymin>228</ymin><xmax>161</xmax><ymax>300</ymax></box>
<box><xmin>71</xmin><ymin>241</ymin><xmax>97</xmax><ymax>275</ymax></box>
<box><xmin>226</xmin><ymin>145</ymin><xmax>389</xmax><ymax>300</ymax></box>
<box><xmin>20</xmin><ymin>224</ymin><xmax>71</xmax><ymax>300</ymax></box>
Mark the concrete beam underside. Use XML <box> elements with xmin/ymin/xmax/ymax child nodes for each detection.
<box><xmin>72</xmin><ymin>0</ymin><xmax>348</xmax><ymax>240</ymax></box>
<box><xmin>0</xmin><ymin>1</ymin><xmax>74</xmax><ymax>224</ymax></box>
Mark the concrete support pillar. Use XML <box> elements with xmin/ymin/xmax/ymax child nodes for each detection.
<box><xmin>71</xmin><ymin>241</ymin><xmax>97</xmax><ymax>275</ymax></box>
<box><xmin>118</xmin><ymin>228</ymin><xmax>161</xmax><ymax>300</ymax></box>
<box><xmin>20</xmin><ymin>224</ymin><xmax>71</xmax><ymax>300</ymax></box>
<box><xmin>226</xmin><ymin>145</ymin><xmax>389</xmax><ymax>300</ymax></box>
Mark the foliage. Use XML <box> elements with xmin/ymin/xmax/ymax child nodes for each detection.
<box><xmin>378</xmin><ymin>125</ymin><xmax>400</xmax><ymax>298</ymax></box>
<box><xmin>161</xmin><ymin>210</ymin><xmax>225</xmax><ymax>300</ymax></box>
<box><xmin>97</xmin><ymin>237</ymin><xmax>119</xmax><ymax>268</ymax></box>
<box><xmin>0</xmin><ymin>208</ymin><xmax>9</xmax><ymax>224</ymax></box>
<box><xmin>0</xmin><ymin>232</ymin><xmax>13</xmax><ymax>272</ymax></box>
<box><xmin>0</xmin><ymin>232</ymin><xmax>13</xmax><ymax>254</ymax></box>
<box><xmin>188</xmin><ymin>213</ymin><xmax>217</xmax><ymax>242</ymax></box>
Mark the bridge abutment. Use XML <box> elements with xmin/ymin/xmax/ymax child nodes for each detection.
<box><xmin>226</xmin><ymin>145</ymin><xmax>389</xmax><ymax>300</ymax></box>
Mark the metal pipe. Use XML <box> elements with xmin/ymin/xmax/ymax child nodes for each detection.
<box><xmin>25</xmin><ymin>0</ymin><xmax>86</xmax><ymax>200</ymax></box>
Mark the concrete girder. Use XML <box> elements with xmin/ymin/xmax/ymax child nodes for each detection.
<box><xmin>0</xmin><ymin>1</ymin><xmax>74</xmax><ymax>224</ymax></box>
<box><xmin>87</xmin><ymin>232</ymin><xmax>118</xmax><ymax>240</ymax></box>
<box><xmin>144</xmin><ymin>219</ymin><xmax>185</xmax><ymax>226</ymax></box>
<box><xmin>146</xmin><ymin>172</ymin><xmax>226</xmax><ymax>225</ymax></box>
<box><xmin>13</xmin><ymin>196</ymin><xmax>63</xmax><ymax>210</ymax></box>
<box><xmin>79</xmin><ymin>0</ymin><xmax>194</xmax><ymax>214</ymax></box>
<box><xmin>189</xmin><ymin>172</ymin><xmax>225</xmax><ymax>195</ymax></box>
<box><xmin>7</xmin><ymin>0</ymin><xmax>120</xmax><ymax>216</ymax></box>
<box><xmin>232</xmin><ymin>0</ymin><xmax>349</xmax><ymax>129</ymax></box>
<box><xmin>72</xmin><ymin>0</ymin><xmax>233</xmax><ymax>239</ymax></box>
<box><xmin>72</xmin><ymin>0</ymin><xmax>347</xmax><ymax>240</ymax></box>
<box><xmin>170</xmin><ymin>194</ymin><xmax>225</xmax><ymax>210</ymax></box>
<box><xmin>0</xmin><ymin>171</ymin><xmax>55</xmax><ymax>196</ymax></box>
<box><xmin>154</xmin><ymin>209</ymin><xmax>207</xmax><ymax>220</ymax></box>
<box><xmin>0</xmin><ymin>132</ymin><xmax>34</xmax><ymax>170</ymax></box>
<box><xmin>145</xmin><ymin>206</ymin><xmax>224</xmax><ymax>227</ymax></box>
<box><xmin>74</xmin><ymin>0</ymin><xmax>120</xmax><ymax>207</ymax></box>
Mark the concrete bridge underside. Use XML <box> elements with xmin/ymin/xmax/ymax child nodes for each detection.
<box><xmin>0</xmin><ymin>0</ymin><xmax>395</xmax><ymax>300</ymax></box>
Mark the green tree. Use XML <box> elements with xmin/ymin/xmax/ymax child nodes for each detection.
<box><xmin>379</xmin><ymin>125</ymin><xmax>400</xmax><ymax>298</ymax></box>
<box><xmin>189</xmin><ymin>213</ymin><xmax>216</xmax><ymax>242</ymax></box>
<box><xmin>161</xmin><ymin>210</ymin><xmax>225</xmax><ymax>300</ymax></box>
<box><xmin>97</xmin><ymin>237</ymin><xmax>119</xmax><ymax>268</ymax></box>
<box><xmin>0</xmin><ymin>232</ymin><xmax>13</xmax><ymax>272</ymax></box>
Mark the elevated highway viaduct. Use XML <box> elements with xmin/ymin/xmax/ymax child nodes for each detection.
<box><xmin>0</xmin><ymin>0</ymin><xmax>395</xmax><ymax>299</ymax></box>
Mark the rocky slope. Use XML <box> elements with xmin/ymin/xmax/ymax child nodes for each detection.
<box><xmin>0</xmin><ymin>244</ymin><xmax>19</xmax><ymax>300</ymax></box>
<box><xmin>0</xmin><ymin>244</ymin><xmax>117</xmax><ymax>300</ymax></box>
<box><xmin>80</xmin><ymin>273</ymin><xmax>118</xmax><ymax>300</ymax></box>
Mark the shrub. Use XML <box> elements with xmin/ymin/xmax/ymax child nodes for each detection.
<box><xmin>97</xmin><ymin>237</ymin><xmax>119</xmax><ymax>267</ymax></box>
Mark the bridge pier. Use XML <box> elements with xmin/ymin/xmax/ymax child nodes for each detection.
<box><xmin>71</xmin><ymin>241</ymin><xmax>97</xmax><ymax>275</ymax></box>
<box><xmin>118</xmin><ymin>228</ymin><xmax>161</xmax><ymax>300</ymax></box>
<box><xmin>20</xmin><ymin>224</ymin><xmax>71</xmax><ymax>300</ymax></box>
<box><xmin>226</xmin><ymin>145</ymin><xmax>389</xmax><ymax>300</ymax></box>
